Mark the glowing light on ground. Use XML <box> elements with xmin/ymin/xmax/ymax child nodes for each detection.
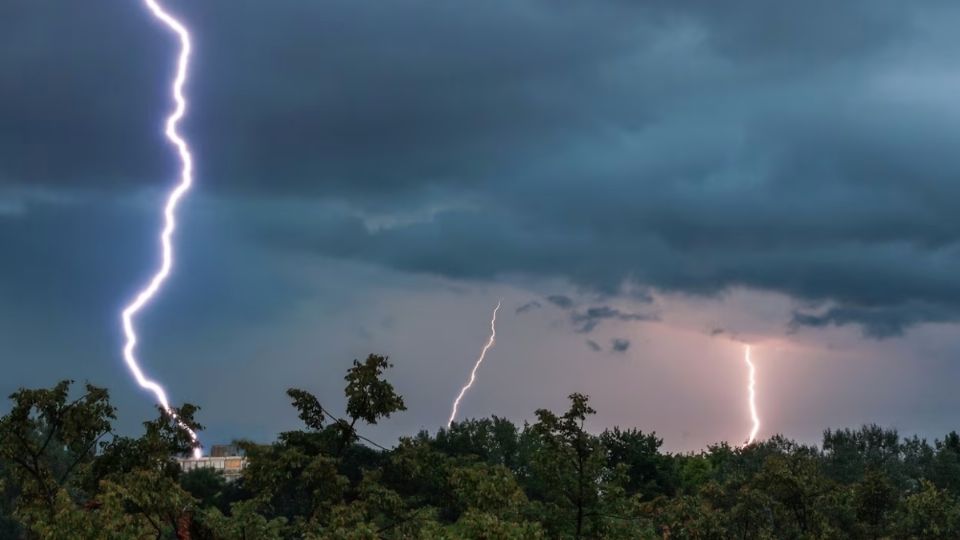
<box><xmin>447</xmin><ymin>300</ymin><xmax>502</xmax><ymax>428</ymax></box>
<box><xmin>121</xmin><ymin>0</ymin><xmax>201</xmax><ymax>458</ymax></box>
<box><xmin>743</xmin><ymin>344</ymin><xmax>760</xmax><ymax>445</ymax></box>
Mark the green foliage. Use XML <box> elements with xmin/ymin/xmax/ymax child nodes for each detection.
<box><xmin>893</xmin><ymin>480</ymin><xmax>960</xmax><ymax>539</ymax></box>
<box><xmin>435</xmin><ymin>417</ymin><xmax>522</xmax><ymax>470</ymax></box>
<box><xmin>199</xmin><ymin>499</ymin><xmax>288</xmax><ymax>540</ymax></box>
<box><xmin>450</xmin><ymin>463</ymin><xmax>527</xmax><ymax>517</ymax></box>
<box><xmin>854</xmin><ymin>468</ymin><xmax>897</xmax><ymax>539</ymax></box>
<box><xmin>0</xmin><ymin>380</ymin><xmax>211</xmax><ymax>538</ymax></box>
<box><xmin>822</xmin><ymin>424</ymin><xmax>902</xmax><ymax>484</ymax></box>
<box><xmin>3</xmin><ymin>359</ymin><xmax>960</xmax><ymax>538</ymax></box>
<box><xmin>528</xmin><ymin>394</ymin><xmax>601</xmax><ymax>532</ymax></box>
<box><xmin>287</xmin><ymin>389</ymin><xmax>327</xmax><ymax>431</ymax></box>
<box><xmin>0</xmin><ymin>460</ymin><xmax>22</xmax><ymax>538</ymax></box>
<box><xmin>450</xmin><ymin>510</ymin><xmax>546</xmax><ymax>539</ymax></box>
<box><xmin>344</xmin><ymin>354</ymin><xmax>406</xmax><ymax>426</ymax></box>
<box><xmin>601</xmin><ymin>427</ymin><xmax>675</xmax><ymax>499</ymax></box>
<box><xmin>0</xmin><ymin>381</ymin><xmax>114</xmax><ymax>519</ymax></box>
<box><xmin>932</xmin><ymin>431</ymin><xmax>960</xmax><ymax>495</ymax></box>
<box><xmin>180</xmin><ymin>467</ymin><xmax>246</xmax><ymax>513</ymax></box>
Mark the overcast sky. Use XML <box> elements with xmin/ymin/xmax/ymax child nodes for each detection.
<box><xmin>4</xmin><ymin>0</ymin><xmax>960</xmax><ymax>452</ymax></box>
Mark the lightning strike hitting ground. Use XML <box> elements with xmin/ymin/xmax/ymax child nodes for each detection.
<box><xmin>447</xmin><ymin>300</ymin><xmax>502</xmax><ymax>428</ymax></box>
<box><xmin>743</xmin><ymin>344</ymin><xmax>760</xmax><ymax>445</ymax></box>
<box><xmin>121</xmin><ymin>0</ymin><xmax>201</xmax><ymax>458</ymax></box>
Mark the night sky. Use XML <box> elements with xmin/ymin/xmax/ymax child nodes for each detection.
<box><xmin>4</xmin><ymin>0</ymin><xmax>960</xmax><ymax>451</ymax></box>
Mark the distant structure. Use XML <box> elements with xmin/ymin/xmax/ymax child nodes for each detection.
<box><xmin>176</xmin><ymin>444</ymin><xmax>247</xmax><ymax>481</ymax></box>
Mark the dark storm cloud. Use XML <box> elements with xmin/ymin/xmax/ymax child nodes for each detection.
<box><xmin>0</xmin><ymin>2</ymin><xmax>174</xmax><ymax>187</ymax></box>
<box><xmin>4</xmin><ymin>0</ymin><xmax>960</xmax><ymax>336</ymax></box>
<box><xmin>515</xmin><ymin>300</ymin><xmax>542</xmax><ymax>314</ymax></box>
<box><xmin>546</xmin><ymin>295</ymin><xmax>575</xmax><ymax>310</ymax></box>
<box><xmin>611</xmin><ymin>339</ymin><xmax>631</xmax><ymax>353</ymax></box>
<box><xmin>0</xmin><ymin>197</ymin><xmax>305</xmax><ymax>329</ymax></box>
<box><xmin>571</xmin><ymin>306</ymin><xmax>657</xmax><ymax>334</ymax></box>
<box><xmin>791</xmin><ymin>303</ymin><xmax>959</xmax><ymax>340</ymax></box>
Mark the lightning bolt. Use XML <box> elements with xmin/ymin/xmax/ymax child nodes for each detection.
<box><xmin>121</xmin><ymin>0</ymin><xmax>201</xmax><ymax>458</ymax></box>
<box><xmin>743</xmin><ymin>344</ymin><xmax>760</xmax><ymax>445</ymax></box>
<box><xmin>447</xmin><ymin>300</ymin><xmax>502</xmax><ymax>428</ymax></box>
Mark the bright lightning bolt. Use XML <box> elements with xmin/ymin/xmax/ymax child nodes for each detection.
<box><xmin>447</xmin><ymin>300</ymin><xmax>502</xmax><ymax>428</ymax></box>
<box><xmin>743</xmin><ymin>344</ymin><xmax>760</xmax><ymax>446</ymax></box>
<box><xmin>121</xmin><ymin>0</ymin><xmax>201</xmax><ymax>458</ymax></box>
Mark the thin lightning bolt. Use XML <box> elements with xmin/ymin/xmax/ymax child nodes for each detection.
<box><xmin>121</xmin><ymin>0</ymin><xmax>201</xmax><ymax>458</ymax></box>
<box><xmin>743</xmin><ymin>344</ymin><xmax>760</xmax><ymax>446</ymax></box>
<box><xmin>447</xmin><ymin>300</ymin><xmax>502</xmax><ymax>428</ymax></box>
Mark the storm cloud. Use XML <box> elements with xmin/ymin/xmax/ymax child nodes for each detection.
<box><xmin>571</xmin><ymin>306</ymin><xmax>658</xmax><ymax>334</ymax></box>
<box><xmin>5</xmin><ymin>0</ymin><xmax>960</xmax><ymax>337</ymax></box>
<box><xmin>546</xmin><ymin>295</ymin><xmax>575</xmax><ymax>310</ymax></box>
<box><xmin>515</xmin><ymin>300</ymin><xmax>542</xmax><ymax>314</ymax></box>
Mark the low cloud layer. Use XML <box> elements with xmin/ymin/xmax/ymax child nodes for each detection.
<box><xmin>515</xmin><ymin>294</ymin><xmax>656</xmax><ymax>333</ymax></box>
<box><xmin>515</xmin><ymin>300</ymin><xmax>542</xmax><ymax>314</ymax></box>
<box><xmin>571</xmin><ymin>307</ymin><xmax>658</xmax><ymax>334</ymax></box>
<box><xmin>546</xmin><ymin>295</ymin><xmax>575</xmax><ymax>310</ymax></box>
<box><xmin>5</xmin><ymin>0</ymin><xmax>960</xmax><ymax>339</ymax></box>
<box><xmin>611</xmin><ymin>339</ymin><xmax>631</xmax><ymax>353</ymax></box>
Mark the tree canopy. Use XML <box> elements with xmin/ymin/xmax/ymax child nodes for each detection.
<box><xmin>3</xmin><ymin>353</ymin><xmax>960</xmax><ymax>539</ymax></box>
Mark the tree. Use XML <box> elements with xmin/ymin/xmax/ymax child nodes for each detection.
<box><xmin>931</xmin><ymin>432</ymin><xmax>960</xmax><ymax>495</ymax></box>
<box><xmin>180</xmin><ymin>467</ymin><xmax>240</xmax><ymax>513</ymax></box>
<box><xmin>751</xmin><ymin>441</ymin><xmax>827</xmax><ymax>537</ymax></box>
<box><xmin>242</xmin><ymin>354</ymin><xmax>408</xmax><ymax>535</ymax></box>
<box><xmin>450</xmin><ymin>463</ymin><xmax>527</xmax><ymax>519</ymax></box>
<box><xmin>893</xmin><ymin>480</ymin><xmax>960</xmax><ymax>539</ymax></box>
<box><xmin>601</xmin><ymin>428</ymin><xmax>675</xmax><ymax>500</ymax></box>
<box><xmin>822</xmin><ymin>425</ymin><xmax>901</xmax><ymax>485</ymax></box>
<box><xmin>198</xmin><ymin>499</ymin><xmax>287</xmax><ymax>540</ymax></box>
<box><xmin>7</xmin><ymin>359</ymin><xmax>960</xmax><ymax>537</ymax></box>
<box><xmin>286</xmin><ymin>353</ymin><xmax>406</xmax><ymax>456</ymax></box>
<box><xmin>641</xmin><ymin>493</ymin><xmax>723</xmax><ymax>540</ymax></box>
<box><xmin>528</xmin><ymin>393</ymin><xmax>608</xmax><ymax>539</ymax></box>
<box><xmin>0</xmin><ymin>460</ymin><xmax>22</xmax><ymax>538</ymax></box>
<box><xmin>0</xmin><ymin>380</ymin><xmax>209</xmax><ymax>538</ymax></box>
<box><xmin>853</xmin><ymin>468</ymin><xmax>896</xmax><ymax>540</ymax></box>
<box><xmin>434</xmin><ymin>417</ymin><xmax>522</xmax><ymax>471</ymax></box>
<box><xmin>0</xmin><ymin>381</ymin><xmax>114</xmax><ymax>522</ymax></box>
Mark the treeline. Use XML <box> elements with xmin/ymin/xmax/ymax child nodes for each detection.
<box><xmin>3</xmin><ymin>355</ymin><xmax>960</xmax><ymax>539</ymax></box>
